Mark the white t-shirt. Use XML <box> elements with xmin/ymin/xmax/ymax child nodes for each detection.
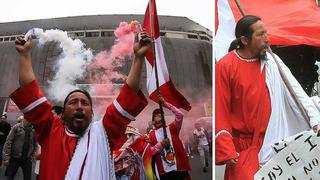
<box><xmin>193</xmin><ymin>128</ymin><xmax>208</xmax><ymax>146</ymax></box>
<box><xmin>35</xmin><ymin>160</ymin><xmax>40</xmax><ymax>174</ymax></box>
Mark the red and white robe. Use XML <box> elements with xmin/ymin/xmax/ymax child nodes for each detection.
<box><xmin>215</xmin><ymin>50</ymin><xmax>320</xmax><ymax>180</ymax></box>
<box><xmin>10</xmin><ymin>80</ymin><xmax>147</xmax><ymax>180</ymax></box>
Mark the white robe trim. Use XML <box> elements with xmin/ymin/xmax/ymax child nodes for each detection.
<box><xmin>258</xmin><ymin>52</ymin><xmax>320</xmax><ymax>166</ymax></box>
<box><xmin>215</xmin><ymin>129</ymin><xmax>231</xmax><ymax>138</ymax></box>
<box><xmin>65</xmin><ymin>120</ymin><xmax>116</xmax><ymax>180</ymax></box>
<box><xmin>113</xmin><ymin>99</ymin><xmax>136</xmax><ymax>121</ymax></box>
<box><xmin>21</xmin><ymin>97</ymin><xmax>47</xmax><ymax>113</ymax></box>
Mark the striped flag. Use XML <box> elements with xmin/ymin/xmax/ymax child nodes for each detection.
<box><xmin>143</xmin><ymin>0</ymin><xmax>191</xmax><ymax>111</ymax></box>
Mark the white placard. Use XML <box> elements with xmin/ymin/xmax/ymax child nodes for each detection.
<box><xmin>255</xmin><ymin>130</ymin><xmax>320</xmax><ymax>180</ymax></box>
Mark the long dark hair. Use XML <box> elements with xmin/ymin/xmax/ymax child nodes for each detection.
<box><xmin>228</xmin><ymin>15</ymin><xmax>261</xmax><ymax>52</ymax></box>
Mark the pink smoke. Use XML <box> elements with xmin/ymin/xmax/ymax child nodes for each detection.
<box><xmin>111</xmin><ymin>21</ymin><xmax>138</xmax><ymax>58</ymax></box>
<box><xmin>130</xmin><ymin>88</ymin><xmax>212</xmax><ymax>142</ymax></box>
<box><xmin>90</xmin><ymin>21</ymin><xmax>138</xmax><ymax>69</ymax></box>
<box><xmin>88</xmin><ymin>21</ymin><xmax>139</xmax><ymax>89</ymax></box>
<box><xmin>90</xmin><ymin>84</ymin><xmax>122</xmax><ymax>121</ymax></box>
<box><xmin>88</xmin><ymin>22</ymin><xmax>137</xmax><ymax>105</ymax></box>
<box><xmin>88</xmin><ymin>51</ymin><xmax>125</xmax><ymax>84</ymax></box>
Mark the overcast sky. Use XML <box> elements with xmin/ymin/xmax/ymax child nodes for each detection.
<box><xmin>0</xmin><ymin>0</ymin><xmax>213</xmax><ymax>31</ymax></box>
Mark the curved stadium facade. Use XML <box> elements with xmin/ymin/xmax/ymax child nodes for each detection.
<box><xmin>0</xmin><ymin>14</ymin><xmax>212</xmax><ymax>125</ymax></box>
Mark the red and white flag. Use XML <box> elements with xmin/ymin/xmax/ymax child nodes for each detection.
<box><xmin>216</xmin><ymin>0</ymin><xmax>320</xmax><ymax>60</ymax></box>
<box><xmin>143</xmin><ymin>0</ymin><xmax>191</xmax><ymax>111</ymax></box>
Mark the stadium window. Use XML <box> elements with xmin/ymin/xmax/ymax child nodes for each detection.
<box><xmin>160</xmin><ymin>32</ymin><xmax>166</xmax><ymax>36</ymax></box>
<box><xmin>101</xmin><ymin>31</ymin><xmax>114</xmax><ymax>37</ymax></box>
<box><xmin>4</xmin><ymin>37</ymin><xmax>9</xmax><ymax>41</ymax></box>
<box><xmin>75</xmin><ymin>32</ymin><xmax>85</xmax><ymax>37</ymax></box>
<box><xmin>86</xmin><ymin>31</ymin><xmax>99</xmax><ymax>37</ymax></box>
<box><xmin>188</xmin><ymin>34</ymin><xmax>198</xmax><ymax>39</ymax></box>
<box><xmin>165</xmin><ymin>33</ymin><xmax>185</xmax><ymax>39</ymax></box>
<box><xmin>0</xmin><ymin>38</ymin><xmax>3</xmax><ymax>42</ymax></box>
<box><xmin>10</xmin><ymin>36</ymin><xmax>16</xmax><ymax>41</ymax></box>
<box><xmin>200</xmin><ymin>36</ymin><xmax>210</xmax><ymax>41</ymax></box>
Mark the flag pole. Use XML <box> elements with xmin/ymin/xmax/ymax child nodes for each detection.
<box><xmin>149</xmin><ymin>0</ymin><xmax>168</xmax><ymax>138</ymax></box>
<box><xmin>234</xmin><ymin>0</ymin><xmax>311</xmax><ymax>127</ymax></box>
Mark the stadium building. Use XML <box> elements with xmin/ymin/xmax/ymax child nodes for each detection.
<box><xmin>0</xmin><ymin>15</ymin><xmax>212</xmax><ymax>125</ymax></box>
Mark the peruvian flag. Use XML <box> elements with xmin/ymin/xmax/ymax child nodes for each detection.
<box><xmin>143</xmin><ymin>0</ymin><xmax>191</xmax><ymax>111</ymax></box>
<box><xmin>216</xmin><ymin>0</ymin><xmax>320</xmax><ymax>60</ymax></box>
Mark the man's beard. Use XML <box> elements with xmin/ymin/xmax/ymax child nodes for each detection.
<box><xmin>73</xmin><ymin>111</ymin><xmax>89</xmax><ymax>136</ymax></box>
<box><xmin>258</xmin><ymin>44</ymin><xmax>268</xmax><ymax>61</ymax></box>
<box><xmin>65</xmin><ymin>111</ymin><xmax>91</xmax><ymax>136</ymax></box>
<box><xmin>73</xmin><ymin>126</ymin><xmax>87</xmax><ymax>136</ymax></box>
<box><xmin>259</xmin><ymin>52</ymin><xmax>268</xmax><ymax>61</ymax></box>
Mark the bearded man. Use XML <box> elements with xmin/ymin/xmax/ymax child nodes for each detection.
<box><xmin>10</xmin><ymin>31</ymin><xmax>151</xmax><ymax>180</ymax></box>
<box><xmin>215</xmin><ymin>15</ymin><xmax>320</xmax><ymax>180</ymax></box>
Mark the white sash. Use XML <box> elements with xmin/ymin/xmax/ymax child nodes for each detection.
<box><xmin>65</xmin><ymin>120</ymin><xmax>116</xmax><ymax>180</ymax></box>
<box><xmin>258</xmin><ymin>52</ymin><xmax>320</xmax><ymax>166</ymax></box>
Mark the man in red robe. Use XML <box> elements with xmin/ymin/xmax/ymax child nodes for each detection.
<box><xmin>10</xmin><ymin>31</ymin><xmax>151</xmax><ymax>180</ymax></box>
<box><xmin>215</xmin><ymin>15</ymin><xmax>320</xmax><ymax>180</ymax></box>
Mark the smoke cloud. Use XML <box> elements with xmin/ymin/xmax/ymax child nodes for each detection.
<box><xmin>87</xmin><ymin>21</ymin><xmax>139</xmax><ymax>120</ymax></box>
<box><xmin>33</xmin><ymin>28</ymin><xmax>93</xmax><ymax>102</ymax></box>
<box><xmin>88</xmin><ymin>21</ymin><xmax>138</xmax><ymax>84</ymax></box>
<box><xmin>32</xmin><ymin>21</ymin><xmax>139</xmax><ymax>104</ymax></box>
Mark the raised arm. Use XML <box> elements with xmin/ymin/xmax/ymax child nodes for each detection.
<box><xmin>158</xmin><ymin>95</ymin><xmax>184</xmax><ymax>134</ymax></box>
<box><xmin>126</xmin><ymin>32</ymin><xmax>151</xmax><ymax>92</ymax></box>
<box><xmin>15</xmin><ymin>35</ymin><xmax>35</xmax><ymax>87</ymax></box>
<box><xmin>11</xmin><ymin>35</ymin><xmax>54</xmax><ymax>145</ymax></box>
<box><xmin>103</xmin><ymin>32</ymin><xmax>150</xmax><ymax>150</ymax></box>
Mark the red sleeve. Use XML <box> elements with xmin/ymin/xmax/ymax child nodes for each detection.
<box><xmin>215</xmin><ymin>59</ymin><xmax>238</xmax><ymax>164</ymax></box>
<box><xmin>9</xmin><ymin>80</ymin><xmax>54</xmax><ymax>145</ymax></box>
<box><xmin>129</xmin><ymin>135</ymin><xmax>162</xmax><ymax>156</ymax></box>
<box><xmin>103</xmin><ymin>83</ymin><xmax>148</xmax><ymax>151</ymax></box>
<box><xmin>128</xmin><ymin>135</ymin><xmax>148</xmax><ymax>155</ymax></box>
